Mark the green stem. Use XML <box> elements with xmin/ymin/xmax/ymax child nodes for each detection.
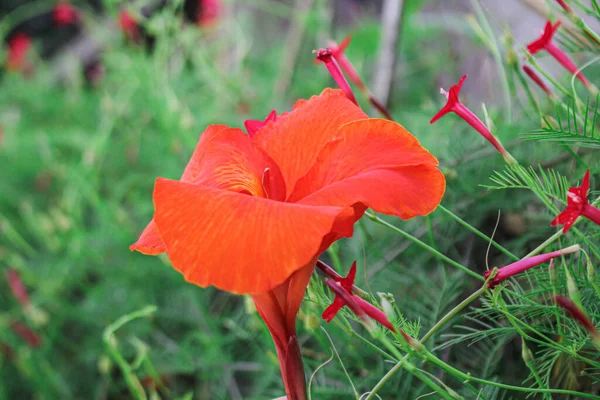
<box><xmin>366</xmin><ymin>285</ymin><xmax>488</xmax><ymax>398</ymax></box>
<box><xmin>523</xmin><ymin>230</ymin><xmax>564</xmax><ymax>258</ymax></box>
<box><xmin>593</xmin><ymin>0</ymin><xmax>600</xmax><ymax>15</ymax></box>
<box><xmin>525</xmin><ymin>53</ymin><xmax>572</xmax><ymax>98</ymax></box>
<box><xmin>421</xmin><ymin>285</ymin><xmax>487</xmax><ymax>343</ymax></box>
<box><xmin>370</xmin><ymin>330</ymin><xmax>455</xmax><ymax>400</ymax></box>
<box><xmin>423</xmin><ymin>350</ymin><xmax>600</xmax><ymax>398</ymax></box>
<box><xmin>365</xmin><ymin>211</ymin><xmax>482</xmax><ymax>280</ymax></box>
<box><xmin>512</xmin><ymin>62</ymin><xmax>543</xmax><ymax>116</ymax></box>
<box><xmin>526</xmin><ymin>359</ymin><xmax>548</xmax><ymax>400</ymax></box>
<box><xmin>438</xmin><ymin>205</ymin><xmax>519</xmax><ymax>261</ymax></box>
<box><xmin>103</xmin><ymin>306</ymin><xmax>157</xmax><ymax>400</ymax></box>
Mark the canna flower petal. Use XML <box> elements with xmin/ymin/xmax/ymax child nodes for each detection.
<box><xmin>253</xmin><ymin>89</ymin><xmax>367</xmax><ymax>198</ymax></box>
<box><xmin>289</xmin><ymin>119</ymin><xmax>445</xmax><ymax>220</ymax></box>
<box><xmin>152</xmin><ymin>179</ymin><xmax>355</xmax><ymax>294</ymax></box>
<box><xmin>131</xmin><ymin>125</ymin><xmax>286</xmax><ymax>254</ymax></box>
<box><xmin>244</xmin><ymin>109</ymin><xmax>277</xmax><ymax>138</ymax></box>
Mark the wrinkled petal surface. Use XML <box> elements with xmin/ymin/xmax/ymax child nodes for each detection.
<box><xmin>289</xmin><ymin>119</ymin><xmax>445</xmax><ymax>220</ymax></box>
<box><xmin>152</xmin><ymin>178</ymin><xmax>353</xmax><ymax>294</ymax></box>
<box><xmin>253</xmin><ymin>89</ymin><xmax>367</xmax><ymax>198</ymax></box>
<box><xmin>131</xmin><ymin>125</ymin><xmax>285</xmax><ymax>254</ymax></box>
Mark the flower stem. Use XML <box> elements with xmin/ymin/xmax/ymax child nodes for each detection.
<box><xmin>365</xmin><ymin>285</ymin><xmax>487</xmax><ymax>398</ymax></box>
<box><xmin>365</xmin><ymin>211</ymin><xmax>483</xmax><ymax>280</ymax></box>
<box><xmin>438</xmin><ymin>205</ymin><xmax>519</xmax><ymax>261</ymax></box>
<box><xmin>421</xmin><ymin>285</ymin><xmax>487</xmax><ymax>343</ymax></box>
<box><xmin>422</xmin><ymin>349</ymin><xmax>599</xmax><ymax>398</ymax></box>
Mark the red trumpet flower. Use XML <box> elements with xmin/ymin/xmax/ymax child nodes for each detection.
<box><xmin>552</xmin><ymin>169</ymin><xmax>600</xmax><ymax>233</ymax></box>
<box><xmin>131</xmin><ymin>89</ymin><xmax>445</xmax><ymax>398</ymax></box>
<box><xmin>315</xmin><ymin>49</ymin><xmax>358</xmax><ymax>105</ymax></box>
<box><xmin>430</xmin><ymin>75</ymin><xmax>516</xmax><ymax>165</ymax></box>
<box><xmin>322</xmin><ymin>262</ymin><xmax>396</xmax><ymax>332</ymax></box>
<box><xmin>555</xmin><ymin>296</ymin><xmax>599</xmax><ymax>341</ymax></box>
<box><xmin>483</xmin><ymin>245</ymin><xmax>580</xmax><ymax>289</ymax></box>
<box><xmin>329</xmin><ymin>36</ymin><xmax>365</xmax><ymax>92</ymax></box>
<box><xmin>527</xmin><ymin>21</ymin><xmax>591</xmax><ymax>87</ymax></box>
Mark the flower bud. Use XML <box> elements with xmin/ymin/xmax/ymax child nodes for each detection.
<box><xmin>244</xmin><ymin>296</ymin><xmax>256</xmax><ymax>314</ymax></box>
<box><xmin>98</xmin><ymin>355</ymin><xmax>112</xmax><ymax>375</ymax></box>
<box><xmin>378</xmin><ymin>292</ymin><xmax>396</xmax><ymax>323</ymax></box>
<box><xmin>587</xmin><ymin>255</ymin><xmax>597</xmax><ymax>281</ymax></box>
<box><xmin>303</xmin><ymin>313</ymin><xmax>320</xmax><ymax>331</ymax></box>
<box><xmin>521</xmin><ymin>338</ymin><xmax>534</xmax><ymax>364</ymax></box>
<box><xmin>549</xmin><ymin>259</ymin><xmax>557</xmax><ymax>286</ymax></box>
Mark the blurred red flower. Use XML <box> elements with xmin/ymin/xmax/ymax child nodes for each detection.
<box><xmin>6</xmin><ymin>33</ymin><xmax>32</xmax><ymax>73</ymax></box>
<box><xmin>53</xmin><ymin>3</ymin><xmax>79</xmax><ymax>26</ymax></box>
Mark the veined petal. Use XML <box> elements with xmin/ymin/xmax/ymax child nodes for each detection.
<box><xmin>131</xmin><ymin>125</ymin><xmax>285</xmax><ymax>255</ymax></box>
<box><xmin>129</xmin><ymin>220</ymin><xmax>165</xmax><ymax>255</ymax></box>
<box><xmin>153</xmin><ymin>178</ymin><xmax>354</xmax><ymax>294</ymax></box>
<box><xmin>289</xmin><ymin>119</ymin><xmax>445</xmax><ymax>219</ymax></box>
<box><xmin>180</xmin><ymin>125</ymin><xmax>285</xmax><ymax>198</ymax></box>
<box><xmin>253</xmin><ymin>89</ymin><xmax>367</xmax><ymax>198</ymax></box>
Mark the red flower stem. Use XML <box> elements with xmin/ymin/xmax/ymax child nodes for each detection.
<box><xmin>368</xmin><ymin>96</ymin><xmax>394</xmax><ymax>120</ymax></box>
<box><xmin>522</xmin><ymin>65</ymin><xmax>553</xmax><ymax>97</ymax></box>
<box><xmin>545</xmin><ymin>42</ymin><xmax>591</xmax><ymax>87</ymax></box>
<box><xmin>583</xmin><ymin>204</ymin><xmax>600</xmax><ymax>226</ymax></box>
<box><xmin>453</xmin><ymin>103</ymin><xmax>515</xmax><ymax>164</ymax></box>
<box><xmin>353</xmin><ymin>296</ymin><xmax>397</xmax><ymax>333</ymax></box>
<box><xmin>555</xmin><ymin>295</ymin><xmax>598</xmax><ymax>336</ymax></box>
<box><xmin>11</xmin><ymin>321</ymin><xmax>41</xmax><ymax>347</ymax></box>
<box><xmin>276</xmin><ymin>335</ymin><xmax>307</xmax><ymax>400</ymax></box>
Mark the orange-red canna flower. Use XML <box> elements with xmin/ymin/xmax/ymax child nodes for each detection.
<box><xmin>131</xmin><ymin>89</ymin><xmax>445</xmax><ymax>399</ymax></box>
<box><xmin>244</xmin><ymin>109</ymin><xmax>277</xmax><ymax>138</ymax></box>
